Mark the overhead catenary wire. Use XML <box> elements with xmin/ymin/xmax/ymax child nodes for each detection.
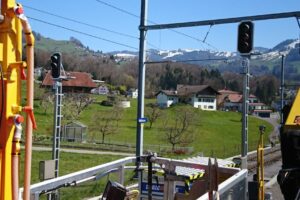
<box><xmin>203</xmin><ymin>24</ymin><xmax>213</xmax><ymax>43</ymax></box>
<box><xmin>95</xmin><ymin>0</ymin><xmax>218</xmax><ymax>51</ymax></box>
<box><xmin>24</xmin><ymin>5</ymin><xmax>162</xmax><ymax>51</ymax></box>
<box><xmin>96</xmin><ymin>0</ymin><xmax>140</xmax><ymax>19</ymax></box>
<box><xmin>28</xmin><ymin>16</ymin><xmax>139</xmax><ymax>51</ymax></box>
<box><xmin>144</xmin><ymin>58</ymin><xmax>228</xmax><ymax>64</ymax></box>
<box><xmin>23</xmin><ymin>5</ymin><xmax>139</xmax><ymax>40</ymax></box>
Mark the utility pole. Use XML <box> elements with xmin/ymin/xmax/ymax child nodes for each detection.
<box><xmin>280</xmin><ymin>55</ymin><xmax>285</xmax><ymax>125</ymax></box>
<box><xmin>136</xmin><ymin>0</ymin><xmax>148</xmax><ymax>198</ymax></box>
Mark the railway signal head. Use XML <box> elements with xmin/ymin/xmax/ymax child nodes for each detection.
<box><xmin>51</xmin><ymin>52</ymin><xmax>62</xmax><ymax>78</ymax></box>
<box><xmin>237</xmin><ymin>21</ymin><xmax>254</xmax><ymax>54</ymax></box>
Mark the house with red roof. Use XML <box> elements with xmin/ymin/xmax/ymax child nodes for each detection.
<box><xmin>41</xmin><ymin>71</ymin><xmax>97</xmax><ymax>93</ymax></box>
<box><xmin>156</xmin><ymin>84</ymin><xmax>219</xmax><ymax>110</ymax></box>
<box><xmin>218</xmin><ymin>89</ymin><xmax>271</xmax><ymax>117</ymax></box>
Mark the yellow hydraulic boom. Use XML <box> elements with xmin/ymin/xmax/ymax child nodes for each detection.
<box><xmin>0</xmin><ymin>1</ymin><xmax>35</xmax><ymax>199</ymax></box>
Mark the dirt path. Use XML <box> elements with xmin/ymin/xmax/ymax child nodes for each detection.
<box><xmin>22</xmin><ymin>146</ymin><xmax>135</xmax><ymax>156</ymax></box>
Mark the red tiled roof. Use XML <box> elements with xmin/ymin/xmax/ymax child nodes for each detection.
<box><xmin>227</xmin><ymin>94</ymin><xmax>243</xmax><ymax>103</ymax></box>
<box><xmin>42</xmin><ymin>71</ymin><xmax>97</xmax><ymax>88</ymax></box>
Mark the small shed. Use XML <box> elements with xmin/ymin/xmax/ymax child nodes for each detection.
<box><xmin>62</xmin><ymin>121</ymin><xmax>87</xmax><ymax>142</ymax></box>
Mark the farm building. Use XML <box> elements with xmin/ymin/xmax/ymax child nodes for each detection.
<box><xmin>42</xmin><ymin>71</ymin><xmax>97</xmax><ymax>93</ymax></box>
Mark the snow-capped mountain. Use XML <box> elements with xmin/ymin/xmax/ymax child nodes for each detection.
<box><xmin>111</xmin><ymin>39</ymin><xmax>299</xmax><ymax>64</ymax></box>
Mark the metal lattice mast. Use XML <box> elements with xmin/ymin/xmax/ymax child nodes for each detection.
<box><xmin>241</xmin><ymin>57</ymin><xmax>250</xmax><ymax>170</ymax></box>
<box><xmin>52</xmin><ymin>80</ymin><xmax>63</xmax><ymax>178</ymax></box>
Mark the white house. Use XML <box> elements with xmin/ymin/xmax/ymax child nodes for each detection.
<box><xmin>156</xmin><ymin>85</ymin><xmax>219</xmax><ymax>110</ymax></box>
<box><xmin>156</xmin><ymin>90</ymin><xmax>179</xmax><ymax>108</ymax></box>
<box><xmin>91</xmin><ymin>85</ymin><xmax>109</xmax><ymax>95</ymax></box>
<box><xmin>127</xmin><ymin>88</ymin><xmax>138</xmax><ymax>98</ymax></box>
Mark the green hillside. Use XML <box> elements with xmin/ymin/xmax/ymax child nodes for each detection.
<box><xmin>33</xmin><ymin>92</ymin><xmax>273</xmax><ymax>158</ymax></box>
<box><xmin>33</xmin><ymin>33</ymin><xmax>104</xmax><ymax>57</ymax></box>
<box><xmin>35</xmin><ymin>37</ymin><xmax>88</xmax><ymax>56</ymax></box>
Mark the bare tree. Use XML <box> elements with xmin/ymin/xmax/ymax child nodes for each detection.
<box><xmin>111</xmin><ymin>105</ymin><xmax>124</xmax><ymax>128</ymax></box>
<box><xmin>39</xmin><ymin>92</ymin><xmax>54</xmax><ymax>114</ymax></box>
<box><xmin>89</xmin><ymin>105</ymin><xmax>123</xmax><ymax>143</ymax></box>
<box><xmin>163</xmin><ymin>107</ymin><xmax>194</xmax><ymax>151</ymax></box>
<box><xmin>145</xmin><ymin>103</ymin><xmax>161</xmax><ymax>129</ymax></box>
<box><xmin>63</xmin><ymin>93</ymin><xmax>94</xmax><ymax>124</ymax></box>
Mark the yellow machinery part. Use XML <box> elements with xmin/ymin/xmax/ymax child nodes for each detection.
<box><xmin>0</xmin><ymin>0</ymin><xmax>23</xmax><ymax>199</ymax></box>
<box><xmin>285</xmin><ymin>88</ymin><xmax>300</xmax><ymax>128</ymax></box>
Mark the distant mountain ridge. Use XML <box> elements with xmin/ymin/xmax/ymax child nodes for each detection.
<box><xmin>110</xmin><ymin>39</ymin><xmax>300</xmax><ymax>77</ymax></box>
<box><xmin>111</xmin><ymin>39</ymin><xmax>299</xmax><ymax>63</ymax></box>
<box><xmin>33</xmin><ymin>32</ymin><xmax>299</xmax><ymax>79</ymax></box>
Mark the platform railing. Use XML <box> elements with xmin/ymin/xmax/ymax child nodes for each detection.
<box><xmin>19</xmin><ymin>156</ymin><xmax>246</xmax><ymax>200</ymax></box>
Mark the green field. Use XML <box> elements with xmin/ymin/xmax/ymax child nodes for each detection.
<box><xmin>32</xmin><ymin>93</ymin><xmax>273</xmax><ymax>158</ymax></box>
<box><xmin>19</xmin><ymin>150</ymin><xmax>124</xmax><ymax>199</ymax></box>
<box><xmin>19</xmin><ymin>91</ymin><xmax>275</xmax><ymax>199</ymax></box>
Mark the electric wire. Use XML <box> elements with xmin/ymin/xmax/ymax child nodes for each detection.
<box><xmin>203</xmin><ymin>24</ymin><xmax>213</xmax><ymax>43</ymax></box>
<box><xmin>95</xmin><ymin>0</ymin><xmax>218</xmax><ymax>51</ymax></box>
<box><xmin>28</xmin><ymin>16</ymin><xmax>139</xmax><ymax>51</ymax></box>
<box><xmin>96</xmin><ymin>0</ymin><xmax>140</xmax><ymax>19</ymax></box>
<box><xmin>23</xmin><ymin>5</ymin><xmax>162</xmax><ymax>51</ymax></box>
<box><xmin>144</xmin><ymin>58</ymin><xmax>228</xmax><ymax>64</ymax></box>
<box><xmin>23</xmin><ymin>5</ymin><xmax>139</xmax><ymax>40</ymax></box>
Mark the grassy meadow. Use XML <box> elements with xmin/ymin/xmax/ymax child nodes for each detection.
<box><xmin>32</xmin><ymin>92</ymin><xmax>273</xmax><ymax>158</ymax></box>
<box><xmin>18</xmin><ymin>88</ymin><xmax>274</xmax><ymax>199</ymax></box>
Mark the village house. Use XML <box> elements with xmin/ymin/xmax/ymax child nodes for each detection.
<box><xmin>156</xmin><ymin>84</ymin><xmax>219</xmax><ymax>111</ymax></box>
<box><xmin>217</xmin><ymin>89</ymin><xmax>241</xmax><ymax>111</ymax></box>
<box><xmin>41</xmin><ymin>71</ymin><xmax>97</xmax><ymax>93</ymax></box>
<box><xmin>217</xmin><ymin>89</ymin><xmax>272</xmax><ymax>117</ymax></box>
<box><xmin>91</xmin><ymin>85</ymin><xmax>109</xmax><ymax>95</ymax></box>
<box><xmin>127</xmin><ymin>88</ymin><xmax>138</xmax><ymax>98</ymax></box>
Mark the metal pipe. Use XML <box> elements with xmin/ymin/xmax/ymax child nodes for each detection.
<box><xmin>16</xmin><ymin>6</ymin><xmax>35</xmax><ymax>200</ymax></box>
<box><xmin>12</xmin><ymin>115</ymin><xmax>23</xmax><ymax>200</ymax></box>
<box><xmin>257</xmin><ymin>125</ymin><xmax>265</xmax><ymax>200</ymax></box>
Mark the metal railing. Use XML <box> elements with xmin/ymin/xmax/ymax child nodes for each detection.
<box><xmin>19</xmin><ymin>155</ymin><xmax>248</xmax><ymax>200</ymax></box>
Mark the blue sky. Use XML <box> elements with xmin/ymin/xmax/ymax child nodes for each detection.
<box><xmin>18</xmin><ymin>0</ymin><xmax>300</xmax><ymax>53</ymax></box>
